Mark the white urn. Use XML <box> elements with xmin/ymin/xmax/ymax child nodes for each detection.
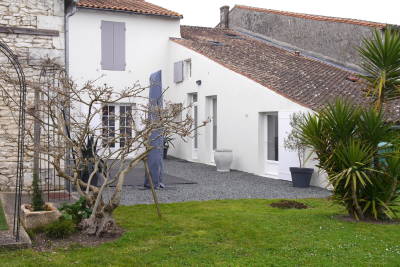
<box><xmin>214</xmin><ymin>149</ymin><xmax>233</xmax><ymax>172</ymax></box>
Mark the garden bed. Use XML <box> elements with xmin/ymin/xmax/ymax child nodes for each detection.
<box><xmin>30</xmin><ymin>227</ymin><xmax>123</xmax><ymax>252</ymax></box>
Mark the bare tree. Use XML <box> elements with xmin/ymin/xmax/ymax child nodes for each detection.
<box><xmin>0</xmin><ymin>60</ymin><xmax>205</xmax><ymax>236</ymax></box>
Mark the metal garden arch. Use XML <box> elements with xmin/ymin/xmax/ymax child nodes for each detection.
<box><xmin>0</xmin><ymin>40</ymin><xmax>27</xmax><ymax>242</ymax></box>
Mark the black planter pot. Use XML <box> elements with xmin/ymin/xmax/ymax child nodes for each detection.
<box><xmin>290</xmin><ymin>167</ymin><xmax>314</xmax><ymax>188</ymax></box>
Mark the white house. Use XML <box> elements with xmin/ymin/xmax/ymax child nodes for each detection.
<box><xmin>68</xmin><ymin>0</ymin><xmax>182</xmax><ymax>152</ymax></box>
<box><xmin>68</xmin><ymin>0</ymin><xmax>400</xmax><ymax>188</ymax></box>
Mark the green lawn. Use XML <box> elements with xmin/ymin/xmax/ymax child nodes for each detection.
<box><xmin>0</xmin><ymin>200</ymin><xmax>8</xmax><ymax>230</ymax></box>
<box><xmin>1</xmin><ymin>198</ymin><xmax>400</xmax><ymax>266</ymax></box>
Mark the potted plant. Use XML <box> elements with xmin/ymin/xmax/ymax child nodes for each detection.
<box><xmin>284</xmin><ymin>112</ymin><xmax>313</xmax><ymax>187</ymax></box>
<box><xmin>21</xmin><ymin>172</ymin><xmax>61</xmax><ymax>230</ymax></box>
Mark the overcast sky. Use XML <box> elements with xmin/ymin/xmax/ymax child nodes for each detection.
<box><xmin>150</xmin><ymin>0</ymin><xmax>400</xmax><ymax>26</ymax></box>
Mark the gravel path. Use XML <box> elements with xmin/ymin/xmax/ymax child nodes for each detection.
<box><xmin>112</xmin><ymin>158</ymin><xmax>331</xmax><ymax>205</ymax></box>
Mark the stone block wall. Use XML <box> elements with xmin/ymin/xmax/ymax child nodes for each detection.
<box><xmin>228</xmin><ymin>7</ymin><xmax>384</xmax><ymax>71</ymax></box>
<box><xmin>0</xmin><ymin>0</ymin><xmax>65</xmax><ymax>191</ymax></box>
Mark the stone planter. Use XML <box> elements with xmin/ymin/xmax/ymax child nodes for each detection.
<box><xmin>21</xmin><ymin>203</ymin><xmax>61</xmax><ymax>230</ymax></box>
<box><xmin>214</xmin><ymin>149</ymin><xmax>233</xmax><ymax>172</ymax></box>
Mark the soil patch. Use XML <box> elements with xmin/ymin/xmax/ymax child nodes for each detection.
<box><xmin>270</xmin><ymin>200</ymin><xmax>308</xmax><ymax>209</ymax></box>
<box><xmin>31</xmin><ymin>226</ymin><xmax>124</xmax><ymax>252</ymax></box>
<box><xmin>336</xmin><ymin>215</ymin><xmax>400</xmax><ymax>225</ymax></box>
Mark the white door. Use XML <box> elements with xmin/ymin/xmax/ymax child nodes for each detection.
<box><xmin>190</xmin><ymin>93</ymin><xmax>199</xmax><ymax>159</ymax></box>
<box><xmin>210</xmin><ymin>97</ymin><xmax>217</xmax><ymax>162</ymax></box>
<box><xmin>263</xmin><ymin>113</ymin><xmax>279</xmax><ymax>178</ymax></box>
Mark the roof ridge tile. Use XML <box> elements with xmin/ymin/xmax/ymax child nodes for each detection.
<box><xmin>234</xmin><ymin>5</ymin><xmax>388</xmax><ymax>28</ymax></box>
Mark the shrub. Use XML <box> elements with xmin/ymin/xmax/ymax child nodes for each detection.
<box><xmin>299</xmin><ymin>99</ymin><xmax>400</xmax><ymax>220</ymax></box>
<box><xmin>283</xmin><ymin>112</ymin><xmax>311</xmax><ymax>167</ymax></box>
<box><xmin>44</xmin><ymin>218</ymin><xmax>76</xmax><ymax>239</ymax></box>
<box><xmin>59</xmin><ymin>197</ymin><xmax>92</xmax><ymax>225</ymax></box>
<box><xmin>31</xmin><ymin>172</ymin><xmax>44</xmax><ymax>211</ymax></box>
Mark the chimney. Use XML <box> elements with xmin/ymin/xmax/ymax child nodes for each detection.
<box><xmin>220</xmin><ymin>6</ymin><xmax>230</xmax><ymax>29</ymax></box>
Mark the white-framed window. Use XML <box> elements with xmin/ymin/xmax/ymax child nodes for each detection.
<box><xmin>119</xmin><ymin>105</ymin><xmax>133</xmax><ymax>147</ymax></box>
<box><xmin>169</xmin><ymin>103</ymin><xmax>183</xmax><ymax>122</ymax></box>
<box><xmin>184</xmin><ymin>59</ymin><xmax>192</xmax><ymax>79</ymax></box>
<box><xmin>174</xmin><ymin>58</ymin><xmax>192</xmax><ymax>83</ymax></box>
<box><xmin>102</xmin><ymin>104</ymin><xmax>134</xmax><ymax>149</ymax></box>
<box><xmin>102</xmin><ymin>105</ymin><xmax>116</xmax><ymax>148</ymax></box>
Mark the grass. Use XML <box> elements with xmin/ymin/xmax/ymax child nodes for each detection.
<box><xmin>0</xmin><ymin>200</ymin><xmax>8</xmax><ymax>230</ymax></box>
<box><xmin>0</xmin><ymin>198</ymin><xmax>400</xmax><ymax>266</ymax></box>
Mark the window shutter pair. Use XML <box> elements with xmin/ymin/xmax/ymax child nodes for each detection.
<box><xmin>174</xmin><ymin>61</ymin><xmax>184</xmax><ymax>83</ymax></box>
<box><xmin>101</xmin><ymin>21</ymin><xmax>126</xmax><ymax>71</ymax></box>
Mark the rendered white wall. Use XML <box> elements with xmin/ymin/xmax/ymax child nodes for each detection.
<box><xmin>69</xmin><ymin>9</ymin><xmax>181</xmax><ymax>90</ymax></box>
<box><xmin>165</xmin><ymin>42</ymin><xmax>328</xmax><ymax>188</ymax></box>
<box><xmin>68</xmin><ymin>9</ymin><xmax>181</xmax><ymax>156</ymax></box>
<box><xmin>68</xmin><ymin>9</ymin><xmax>329</xmax><ymax>188</ymax></box>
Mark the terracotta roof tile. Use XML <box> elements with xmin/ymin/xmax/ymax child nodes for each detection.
<box><xmin>77</xmin><ymin>0</ymin><xmax>182</xmax><ymax>18</ymax></box>
<box><xmin>172</xmin><ymin>26</ymin><xmax>399</xmax><ymax>122</ymax></box>
<box><xmin>235</xmin><ymin>5</ymin><xmax>387</xmax><ymax>29</ymax></box>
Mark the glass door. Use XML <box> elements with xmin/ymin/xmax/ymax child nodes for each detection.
<box><xmin>263</xmin><ymin>112</ymin><xmax>279</xmax><ymax>177</ymax></box>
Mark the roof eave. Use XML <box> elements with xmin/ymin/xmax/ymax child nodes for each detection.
<box><xmin>77</xmin><ymin>6</ymin><xmax>183</xmax><ymax>19</ymax></box>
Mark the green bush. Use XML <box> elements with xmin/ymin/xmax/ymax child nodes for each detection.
<box><xmin>44</xmin><ymin>218</ymin><xmax>76</xmax><ymax>239</ymax></box>
<box><xmin>59</xmin><ymin>197</ymin><xmax>92</xmax><ymax>225</ymax></box>
<box><xmin>299</xmin><ymin>99</ymin><xmax>400</xmax><ymax>220</ymax></box>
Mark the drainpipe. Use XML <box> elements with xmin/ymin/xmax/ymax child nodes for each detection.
<box><xmin>65</xmin><ymin>0</ymin><xmax>78</xmax><ymax>75</ymax></box>
<box><xmin>64</xmin><ymin>0</ymin><xmax>78</xmax><ymax>190</ymax></box>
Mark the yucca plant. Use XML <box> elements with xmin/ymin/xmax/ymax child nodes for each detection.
<box><xmin>358</xmin><ymin>27</ymin><xmax>400</xmax><ymax>111</ymax></box>
<box><xmin>299</xmin><ymin>99</ymin><xmax>400</xmax><ymax>220</ymax></box>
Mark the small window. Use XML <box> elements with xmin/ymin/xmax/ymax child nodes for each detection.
<box><xmin>169</xmin><ymin>103</ymin><xmax>183</xmax><ymax>122</ymax></box>
<box><xmin>174</xmin><ymin>59</ymin><xmax>192</xmax><ymax>83</ymax></box>
<box><xmin>184</xmin><ymin>59</ymin><xmax>192</xmax><ymax>79</ymax></box>
<box><xmin>101</xmin><ymin>21</ymin><xmax>126</xmax><ymax>71</ymax></box>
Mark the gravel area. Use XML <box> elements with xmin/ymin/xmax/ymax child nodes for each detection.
<box><xmin>112</xmin><ymin>158</ymin><xmax>331</xmax><ymax>205</ymax></box>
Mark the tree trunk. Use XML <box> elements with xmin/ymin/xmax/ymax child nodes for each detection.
<box><xmin>80</xmin><ymin>210</ymin><xmax>116</xmax><ymax>237</ymax></box>
<box><xmin>80</xmin><ymin>199</ymin><xmax>117</xmax><ymax>237</ymax></box>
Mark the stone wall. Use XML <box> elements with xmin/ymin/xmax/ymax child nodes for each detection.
<box><xmin>228</xmin><ymin>7</ymin><xmax>383</xmax><ymax>71</ymax></box>
<box><xmin>0</xmin><ymin>0</ymin><xmax>65</xmax><ymax>191</ymax></box>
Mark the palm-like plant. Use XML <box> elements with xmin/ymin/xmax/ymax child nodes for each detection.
<box><xmin>299</xmin><ymin>99</ymin><xmax>400</xmax><ymax>220</ymax></box>
<box><xmin>358</xmin><ymin>27</ymin><xmax>400</xmax><ymax>111</ymax></box>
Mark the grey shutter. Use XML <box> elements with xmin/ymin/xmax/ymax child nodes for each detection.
<box><xmin>113</xmin><ymin>22</ymin><xmax>126</xmax><ymax>71</ymax></box>
<box><xmin>101</xmin><ymin>21</ymin><xmax>114</xmax><ymax>70</ymax></box>
<box><xmin>174</xmin><ymin>61</ymin><xmax>184</xmax><ymax>83</ymax></box>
